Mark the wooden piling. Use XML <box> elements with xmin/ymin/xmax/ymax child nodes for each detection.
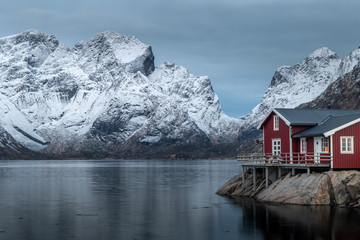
<box><xmin>253</xmin><ymin>167</ymin><xmax>256</xmax><ymax>191</ymax></box>
<box><xmin>265</xmin><ymin>167</ymin><xmax>269</xmax><ymax>188</ymax></box>
<box><xmin>242</xmin><ymin>166</ymin><xmax>245</xmax><ymax>190</ymax></box>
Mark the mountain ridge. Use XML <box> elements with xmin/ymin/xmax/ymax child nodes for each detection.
<box><xmin>1</xmin><ymin>29</ymin><xmax>360</xmax><ymax>159</ymax></box>
<box><xmin>0</xmin><ymin>29</ymin><xmax>242</xmax><ymax>159</ymax></box>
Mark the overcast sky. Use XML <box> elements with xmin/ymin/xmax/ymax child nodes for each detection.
<box><xmin>1</xmin><ymin>0</ymin><xmax>360</xmax><ymax>117</ymax></box>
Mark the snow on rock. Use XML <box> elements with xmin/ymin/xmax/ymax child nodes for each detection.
<box><xmin>148</xmin><ymin>63</ymin><xmax>242</xmax><ymax>143</ymax></box>
<box><xmin>0</xmin><ymin>29</ymin><xmax>241</xmax><ymax>154</ymax></box>
<box><xmin>0</xmin><ymin>93</ymin><xmax>47</xmax><ymax>151</ymax></box>
<box><xmin>243</xmin><ymin>46</ymin><xmax>360</xmax><ymax>128</ymax></box>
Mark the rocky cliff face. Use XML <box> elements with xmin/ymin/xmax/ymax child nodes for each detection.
<box><xmin>242</xmin><ymin>47</ymin><xmax>360</xmax><ymax>129</ymax></box>
<box><xmin>0</xmin><ymin>29</ymin><xmax>242</xmax><ymax>159</ymax></box>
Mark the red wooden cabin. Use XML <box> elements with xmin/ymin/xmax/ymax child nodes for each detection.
<box><xmin>258</xmin><ymin>108</ymin><xmax>360</xmax><ymax>169</ymax></box>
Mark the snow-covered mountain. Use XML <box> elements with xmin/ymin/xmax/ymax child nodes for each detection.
<box><xmin>0</xmin><ymin>29</ymin><xmax>241</xmax><ymax>158</ymax></box>
<box><xmin>2</xmin><ymin>29</ymin><xmax>359</xmax><ymax>158</ymax></box>
<box><xmin>243</xmin><ymin>47</ymin><xmax>360</xmax><ymax>129</ymax></box>
<box><xmin>300</xmin><ymin>61</ymin><xmax>360</xmax><ymax>110</ymax></box>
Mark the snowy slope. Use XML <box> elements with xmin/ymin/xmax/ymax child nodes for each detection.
<box><xmin>243</xmin><ymin>47</ymin><xmax>360</xmax><ymax>128</ymax></box>
<box><xmin>0</xmin><ymin>29</ymin><xmax>242</xmax><ymax>156</ymax></box>
<box><xmin>300</xmin><ymin>62</ymin><xmax>360</xmax><ymax>109</ymax></box>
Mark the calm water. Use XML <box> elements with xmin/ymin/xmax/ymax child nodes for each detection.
<box><xmin>0</xmin><ymin>160</ymin><xmax>359</xmax><ymax>240</ymax></box>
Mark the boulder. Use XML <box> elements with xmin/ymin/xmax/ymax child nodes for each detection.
<box><xmin>216</xmin><ymin>174</ymin><xmax>242</xmax><ymax>195</ymax></box>
<box><xmin>256</xmin><ymin>172</ymin><xmax>333</xmax><ymax>205</ymax></box>
<box><xmin>346</xmin><ymin>173</ymin><xmax>360</xmax><ymax>200</ymax></box>
<box><xmin>326</xmin><ymin>170</ymin><xmax>353</xmax><ymax>205</ymax></box>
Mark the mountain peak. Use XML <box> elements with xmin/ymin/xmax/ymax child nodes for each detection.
<box><xmin>1</xmin><ymin>29</ymin><xmax>59</xmax><ymax>49</ymax></box>
<box><xmin>308</xmin><ymin>47</ymin><xmax>338</xmax><ymax>59</ymax></box>
<box><xmin>22</xmin><ymin>28</ymin><xmax>43</xmax><ymax>35</ymax></box>
<box><xmin>74</xmin><ymin>31</ymin><xmax>155</xmax><ymax>76</ymax></box>
<box><xmin>91</xmin><ymin>31</ymin><xmax>139</xmax><ymax>45</ymax></box>
<box><xmin>350</xmin><ymin>47</ymin><xmax>360</xmax><ymax>58</ymax></box>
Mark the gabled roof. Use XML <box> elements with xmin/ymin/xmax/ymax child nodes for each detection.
<box><xmin>293</xmin><ymin>113</ymin><xmax>360</xmax><ymax>138</ymax></box>
<box><xmin>258</xmin><ymin>108</ymin><xmax>360</xmax><ymax>129</ymax></box>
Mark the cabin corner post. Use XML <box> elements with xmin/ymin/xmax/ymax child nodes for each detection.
<box><xmin>289</xmin><ymin>126</ymin><xmax>293</xmax><ymax>164</ymax></box>
<box><xmin>330</xmin><ymin>135</ymin><xmax>334</xmax><ymax>169</ymax></box>
<box><xmin>263</xmin><ymin>128</ymin><xmax>265</xmax><ymax>155</ymax></box>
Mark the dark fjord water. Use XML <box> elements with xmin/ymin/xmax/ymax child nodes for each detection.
<box><xmin>0</xmin><ymin>160</ymin><xmax>359</xmax><ymax>240</ymax></box>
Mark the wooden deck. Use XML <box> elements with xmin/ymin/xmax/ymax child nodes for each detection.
<box><xmin>237</xmin><ymin>153</ymin><xmax>332</xmax><ymax>169</ymax></box>
<box><xmin>237</xmin><ymin>153</ymin><xmax>332</xmax><ymax>190</ymax></box>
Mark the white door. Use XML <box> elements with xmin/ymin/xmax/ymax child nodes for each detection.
<box><xmin>314</xmin><ymin>137</ymin><xmax>321</xmax><ymax>164</ymax></box>
<box><xmin>272</xmin><ymin>139</ymin><xmax>281</xmax><ymax>156</ymax></box>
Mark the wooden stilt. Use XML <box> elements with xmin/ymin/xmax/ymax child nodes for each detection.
<box><xmin>278</xmin><ymin>168</ymin><xmax>281</xmax><ymax>179</ymax></box>
<box><xmin>278</xmin><ymin>168</ymin><xmax>281</xmax><ymax>178</ymax></box>
<box><xmin>242</xmin><ymin>166</ymin><xmax>245</xmax><ymax>190</ymax></box>
<box><xmin>307</xmin><ymin>167</ymin><xmax>310</xmax><ymax>176</ymax></box>
<box><xmin>265</xmin><ymin>167</ymin><xmax>269</xmax><ymax>188</ymax></box>
<box><xmin>291</xmin><ymin>168</ymin><xmax>295</xmax><ymax>176</ymax></box>
<box><xmin>253</xmin><ymin>167</ymin><xmax>256</xmax><ymax>191</ymax></box>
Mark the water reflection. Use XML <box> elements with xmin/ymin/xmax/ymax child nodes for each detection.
<box><xmin>228</xmin><ymin>197</ymin><xmax>360</xmax><ymax>240</ymax></box>
<box><xmin>0</xmin><ymin>160</ymin><xmax>244</xmax><ymax>240</ymax></box>
<box><xmin>86</xmin><ymin>160</ymin><xmax>236</xmax><ymax>240</ymax></box>
<box><xmin>0</xmin><ymin>160</ymin><xmax>358</xmax><ymax>240</ymax></box>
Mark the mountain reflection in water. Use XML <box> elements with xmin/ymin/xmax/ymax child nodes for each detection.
<box><xmin>228</xmin><ymin>197</ymin><xmax>360</xmax><ymax>240</ymax></box>
<box><xmin>0</xmin><ymin>160</ymin><xmax>358</xmax><ymax>240</ymax></box>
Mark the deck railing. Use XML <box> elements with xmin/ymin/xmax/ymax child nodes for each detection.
<box><xmin>237</xmin><ymin>152</ymin><xmax>332</xmax><ymax>166</ymax></box>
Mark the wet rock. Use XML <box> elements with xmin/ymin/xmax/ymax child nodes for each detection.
<box><xmin>216</xmin><ymin>170</ymin><xmax>267</xmax><ymax>197</ymax></box>
<box><xmin>327</xmin><ymin>171</ymin><xmax>353</xmax><ymax>205</ymax></box>
<box><xmin>216</xmin><ymin>174</ymin><xmax>242</xmax><ymax>195</ymax></box>
<box><xmin>217</xmin><ymin>170</ymin><xmax>360</xmax><ymax>207</ymax></box>
<box><xmin>346</xmin><ymin>173</ymin><xmax>360</xmax><ymax>200</ymax></box>
<box><xmin>256</xmin><ymin>173</ymin><xmax>333</xmax><ymax>205</ymax></box>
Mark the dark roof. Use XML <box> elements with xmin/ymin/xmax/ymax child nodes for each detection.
<box><xmin>292</xmin><ymin>113</ymin><xmax>360</xmax><ymax>138</ymax></box>
<box><xmin>275</xmin><ymin>108</ymin><xmax>360</xmax><ymax>126</ymax></box>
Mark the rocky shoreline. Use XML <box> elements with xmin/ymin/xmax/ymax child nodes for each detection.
<box><xmin>216</xmin><ymin>170</ymin><xmax>360</xmax><ymax>207</ymax></box>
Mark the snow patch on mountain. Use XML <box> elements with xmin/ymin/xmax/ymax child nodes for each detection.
<box><xmin>0</xmin><ymin>93</ymin><xmax>47</xmax><ymax>150</ymax></box>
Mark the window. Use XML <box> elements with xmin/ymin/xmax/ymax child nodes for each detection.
<box><xmin>273</xmin><ymin>115</ymin><xmax>279</xmax><ymax>131</ymax></box>
<box><xmin>341</xmin><ymin>136</ymin><xmax>354</xmax><ymax>154</ymax></box>
<box><xmin>300</xmin><ymin>138</ymin><xmax>307</xmax><ymax>153</ymax></box>
<box><xmin>272</xmin><ymin>139</ymin><xmax>281</xmax><ymax>155</ymax></box>
<box><xmin>321</xmin><ymin>137</ymin><xmax>329</xmax><ymax>153</ymax></box>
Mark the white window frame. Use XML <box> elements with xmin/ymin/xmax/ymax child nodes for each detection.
<box><xmin>272</xmin><ymin>138</ymin><xmax>281</xmax><ymax>156</ymax></box>
<box><xmin>300</xmin><ymin>138</ymin><xmax>307</xmax><ymax>153</ymax></box>
<box><xmin>321</xmin><ymin>137</ymin><xmax>329</xmax><ymax>153</ymax></box>
<box><xmin>273</xmin><ymin>115</ymin><xmax>279</xmax><ymax>131</ymax></box>
<box><xmin>340</xmin><ymin>136</ymin><xmax>354</xmax><ymax>154</ymax></box>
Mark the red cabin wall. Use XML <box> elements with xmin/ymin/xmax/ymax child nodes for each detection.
<box><xmin>333</xmin><ymin>121</ymin><xmax>360</xmax><ymax>169</ymax></box>
<box><xmin>292</xmin><ymin>126</ymin><xmax>311</xmax><ymax>135</ymax></box>
<box><xmin>263</xmin><ymin>113</ymin><xmax>290</xmax><ymax>155</ymax></box>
